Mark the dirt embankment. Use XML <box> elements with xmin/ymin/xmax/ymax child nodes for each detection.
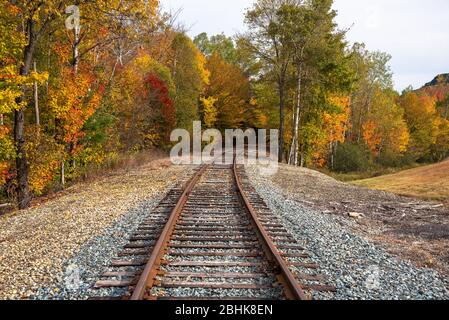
<box><xmin>268</xmin><ymin>164</ymin><xmax>449</xmax><ymax>279</ymax></box>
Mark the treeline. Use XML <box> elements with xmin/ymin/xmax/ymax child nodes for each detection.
<box><xmin>0</xmin><ymin>0</ymin><xmax>252</xmax><ymax>208</ymax></box>
<box><xmin>236</xmin><ymin>0</ymin><xmax>449</xmax><ymax>172</ymax></box>
<box><xmin>1</xmin><ymin>0</ymin><xmax>449</xmax><ymax>209</ymax></box>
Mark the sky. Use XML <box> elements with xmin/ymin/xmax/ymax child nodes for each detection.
<box><xmin>162</xmin><ymin>0</ymin><xmax>449</xmax><ymax>92</ymax></box>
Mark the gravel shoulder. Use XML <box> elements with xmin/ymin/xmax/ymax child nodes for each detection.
<box><xmin>246</xmin><ymin>164</ymin><xmax>449</xmax><ymax>300</ymax></box>
<box><xmin>0</xmin><ymin>157</ymin><xmax>193</xmax><ymax>300</ymax></box>
<box><xmin>260</xmin><ymin>164</ymin><xmax>449</xmax><ymax>278</ymax></box>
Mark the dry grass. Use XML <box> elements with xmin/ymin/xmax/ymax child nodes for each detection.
<box><xmin>352</xmin><ymin>159</ymin><xmax>449</xmax><ymax>201</ymax></box>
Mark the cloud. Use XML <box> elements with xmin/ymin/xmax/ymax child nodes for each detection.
<box><xmin>333</xmin><ymin>0</ymin><xmax>449</xmax><ymax>90</ymax></box>
<box><xmin>163</xmin><ymin>0</ymin><xmax>250</xmax><ymax>37</ymax></box>
<box><xmin>163</xmin><ymin>0</ymin><xmax>449</xmax><ymax>91</ymax></box>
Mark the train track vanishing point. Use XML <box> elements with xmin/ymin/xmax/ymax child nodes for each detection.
<box><xmin>93</xmin><ymin>155</ymin><xmax>335</xmax><ymax>300</ymax></box>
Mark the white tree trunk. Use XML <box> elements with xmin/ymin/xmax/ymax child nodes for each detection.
<box><xmin>61</xmin><ymin>161</ymin><xmax>65</xmax><ymax>188</ymax></box>
<box><xmin>289</xmin><ymin>65</ymin><xmax>302</xmax><ymax>166</ymax></box>
<box><xmin>288</xmin><ymin>110</ymin><xmax>297</xmax><ymax>165</ymax></box>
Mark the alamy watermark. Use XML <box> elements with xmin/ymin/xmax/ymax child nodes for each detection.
<box><xmin>170</xmin><ymin>121</ymin><xmax>279</xmax><ymax>176</ymax></box>
<box><xmin>365</xmin><ymin>265</ymin><xmax>381</xmax><ymax>290</ymax></box>
<box><xmin>64</xmin><ymin>264</ymin><xmax>82</xmax><ymax>291</ymax></box>
<box><xmin>65</xmin><ymin>5</ymin><xmax>81</xmax><ymax>32</ymax></box>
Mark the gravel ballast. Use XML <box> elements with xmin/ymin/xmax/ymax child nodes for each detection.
<box><xmin>2</xmin><ymin>159</ymin><xmax>448</xmax><ymax>300</ymax></box>
<box><xmin>246</xmin><ymin>164</ymin><xmax>449</xmax><ymax>300</ymax></box>
<box><xmin>33</xmin><ymin>199</ymin><xmax>164</xmax><ymax>300</ymax></box>
<box><xmin>0</xmin><ymin>160</ymin><xmax>193</xmax><ymax>300</ymax></box>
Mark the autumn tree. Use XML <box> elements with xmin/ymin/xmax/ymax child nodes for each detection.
<box><xmin>276</xmin><ymin>0</ymin><xmax>354</xmax><ymax>166</ymax></box>
<box><xmin>436</xmin><ymin>94</ymin><xmax>449</xmax><ymax>120</ymax></box>
<box><xmin>348</xmin><ymin>43</ymin><xmax>394</xmax><ymax>142</ymax></box>
<box><xmin>399</xmin><ymin>92</ymin><xmax>439</xmax><ymax>161</ymax></box>
<box><xmin>241</xmin><ymin>0</ymin><xmax>302</xmax><ymax>162</ymax></box>
<box><xmin>2</xmin><ymin>0</ymin><xmax>74</xmax><ymax>208</ymax></box>
<box><xmin>203</xmin><ymin>53</ymin><xmax>252</xmax><ymax>130</ymax></box>
<box><xmin>169</xmin><ymin>33</ymin><xmax>209</xmax><ymax>131</ymax></box>
<box><xmin>109</xmin><ymin>52</ymin><xmax>175</xmax><ymax>150</ymax></box>
<box><xmin>362</xmin><ymin>89</ymin><xmax>409</xmax><ymax>165</ymax></box>
<box><xmin>194</xmin><ymin>33</ymin><xmax>238</xmax><ymax>65</ymax></box>
<box><xmin>200</xmin><ymin>97</ymin><xmax>218</xmax><ymax>129</ymax></box>
<box><xmin>0</xmin><ymin>0</ymin><xmax>160</xmax><ymax>207</ymax></box>
<box><xmin>430</xmin><ymin>117</ymin><xmax>449</xmax><ymax>162</ymax></box>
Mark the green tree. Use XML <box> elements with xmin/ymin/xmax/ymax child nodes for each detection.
<box><xmin>361</xmin><ymin>88</ymin><xmax>410</xmax><ymax>164</ymax></box>
<box><xmin>333</xmin><ymin>142</ymin><xmax>371</xmax><ymax>172</ymax></box>
<box><xmin>194</xmin><ymin>33</ymin><xmax>238</xmax><ymax>64</ymax></box>
<box><xmin>241</xmin><ymin>0</ymin><xmax>301</xmax><ymax>162</ymax></box>
<box><xmin>277</xmin><ymin>0</ymin><xmax>354</xmax><ymax>165</ymax></box>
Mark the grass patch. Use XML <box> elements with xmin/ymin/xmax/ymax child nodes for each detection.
<box><xmin>350</xmin><ymin>159</ymin><xmax>449</xmax><ymax>202</ymax></box>
<box><xmin>319</xmin><ymin>163</ymin><xmax>423</xmax><ymax>182</ymax></box>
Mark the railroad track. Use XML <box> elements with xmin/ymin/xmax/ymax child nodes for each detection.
<box><xmin>93</xmin><ymin>155</ymin><xmax>335</xmax><ymax>300</ymax></box>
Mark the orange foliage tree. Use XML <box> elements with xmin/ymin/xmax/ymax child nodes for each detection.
<box><xmin>309</xmin><ymin>96</ymin><xmax>350</xmax><ymax>168</ymax></box>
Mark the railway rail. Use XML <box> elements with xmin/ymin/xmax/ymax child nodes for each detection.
<box><xmin>93</xmin><ymin>155</ymin><xmax>335</xmax><ymax>300</ymax></box>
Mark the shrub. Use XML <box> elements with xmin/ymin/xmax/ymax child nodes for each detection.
<box><xmin>333</xmin><ymin>142</ymin><xmax>371</xmax><ymax>173</ymax></box>
<box><xmin>377</xmin><ymin>150</ymin><xmax>414</xmax><ymax>167</ymax></box>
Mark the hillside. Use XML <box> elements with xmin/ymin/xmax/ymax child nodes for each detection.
<box><xmin>353</xmin><ymin>159</ymin><xmax>449</xmax><ymax>201</ymax></box>
<box><xmin>417</xmin><ymin>73</ymin><xmax>449</xmax><ymax>99</ymax></box>
<box><xmin>424</xmin><ymin>73</ymin><xmax>449</xmax><ymax>87</ymax></box>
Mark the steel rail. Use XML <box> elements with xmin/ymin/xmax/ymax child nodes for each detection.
<box><xmin>130</xmin><ymin>164</ymin><xmax>210</xmax><ymax>300</ymax></box>
<box><xmin>232</xmin><ymin>155</ymin><xmax>309</xmax><ymax>300</ymax></box>
<box><xmin>131</xmin><ymin>153</ymin><xmax>308</xmax><ymax>300</ymax></box>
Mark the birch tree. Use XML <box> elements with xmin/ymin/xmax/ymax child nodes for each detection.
<box><xmin>241</xmin><ymin>0</ymin><xmax>301</xmax><ymax>162</ymax></box>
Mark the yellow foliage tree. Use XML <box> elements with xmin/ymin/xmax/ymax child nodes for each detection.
<box><xmin>310</xmin><ymin>95</ymin><xmax>350</xmax><ymax>167</ymax></box>
<box><xmin>200</xmin><ymin>96</ymin><xmax>218</xmax><ymax>128</ymax></box>
<box><xmin>362</xmin><ymin>89</ymin><xmax>410</xmax><ymax>158</ymax></box>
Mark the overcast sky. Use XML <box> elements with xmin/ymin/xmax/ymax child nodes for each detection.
<box><xmin>163</xmin><ymin>0</ymin><xmax>449</xmax><ymax>91</ymax></box>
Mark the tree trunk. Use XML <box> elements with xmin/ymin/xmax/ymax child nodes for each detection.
<box><xmin>61</xmin><ymin>161</ymin><xmax>65</xmax><ymax>188</ymax></box>
<box><xmin>294</xmin><ymin>114</ymin><xmax>300</xmax><ymax>166</ymax></box>
<box><xmin>300</xmin><ymin>143</ymin><xmax>305</xmax><ymax>167</ymax></box>
<box><xmin>109</xmin><ymin>58</ymin><xmax>119</xmax><ymax>83</ymax></box>
<box><xmin>33</xmin><ymin>61</ymin><xmax>40</xmax><ymax>126</ymax></box>
<box><xmin>289</xmin><ymin>102</ymin><xmax>301</xmax><ymax>166</ymax></box>
<box><xmin>63</xmin><ymin>16</ymin><xmax>81</xmax><ymax>178</ymax></box>
<box><xmin>288</xmin><ymin>109</ymin><xmax>297</xmax><ymax>165</ymax></box>
<box><xmin>0</xmin><ymin>114</ymin><xmax>3</xmax><ymax>126</ymax></box>
<box><xmin>72</xmin><ymin>6</ymin><xmax>80</xmax><ymax>75</ymax></box>
<box><xmin>14</xmin><ymin>107</ymin><xmax>32</xmax><ymax>209</ymax></box>
<box><xmin>14</xmin><ymin>18</ymin><xmax>37</xmax><ymax>209</ymax></box>
<box><xmin>289</xmin><ymin>66</ymin><xmax>302</xmax><ymax>166</ymax></box>
<box><xmin>330</xmin><ymin>141</ymin><xmax>335</xmax><ymax>170</ymax></box>
<box><xmin>357</xmin><ymin>107</ymin><xmax>363</xmax><ymax>142</ymax></box>
<box><xmin>278</xmin><ymin>80</ymin><xmax>285</xmax><ymax>163</ymax></box>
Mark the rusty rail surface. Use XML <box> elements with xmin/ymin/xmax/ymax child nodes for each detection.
<box><xmin>130</xmin><ymin>164</ymin><xmax>210</xmax><ymax>300</ymax></box>
<box><xmin>232</xmin><ymin>155</ymin><xmax>308</xmax><ymax>300</ymax></box>
<box><xmin>93</xmin><ymin>153</ymin><xmax>334</xmax><ymax>300</ymax></box>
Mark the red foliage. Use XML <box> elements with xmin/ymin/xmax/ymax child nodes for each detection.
<box><xmin>144</xmin><ymin>73</ymin><xmax>176</xmax><ymax>140</ymax></box>
<box><xmin>0</xmin><ymin>163</ymin><xmax>15</xmax><ymax>186</ymax></box>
